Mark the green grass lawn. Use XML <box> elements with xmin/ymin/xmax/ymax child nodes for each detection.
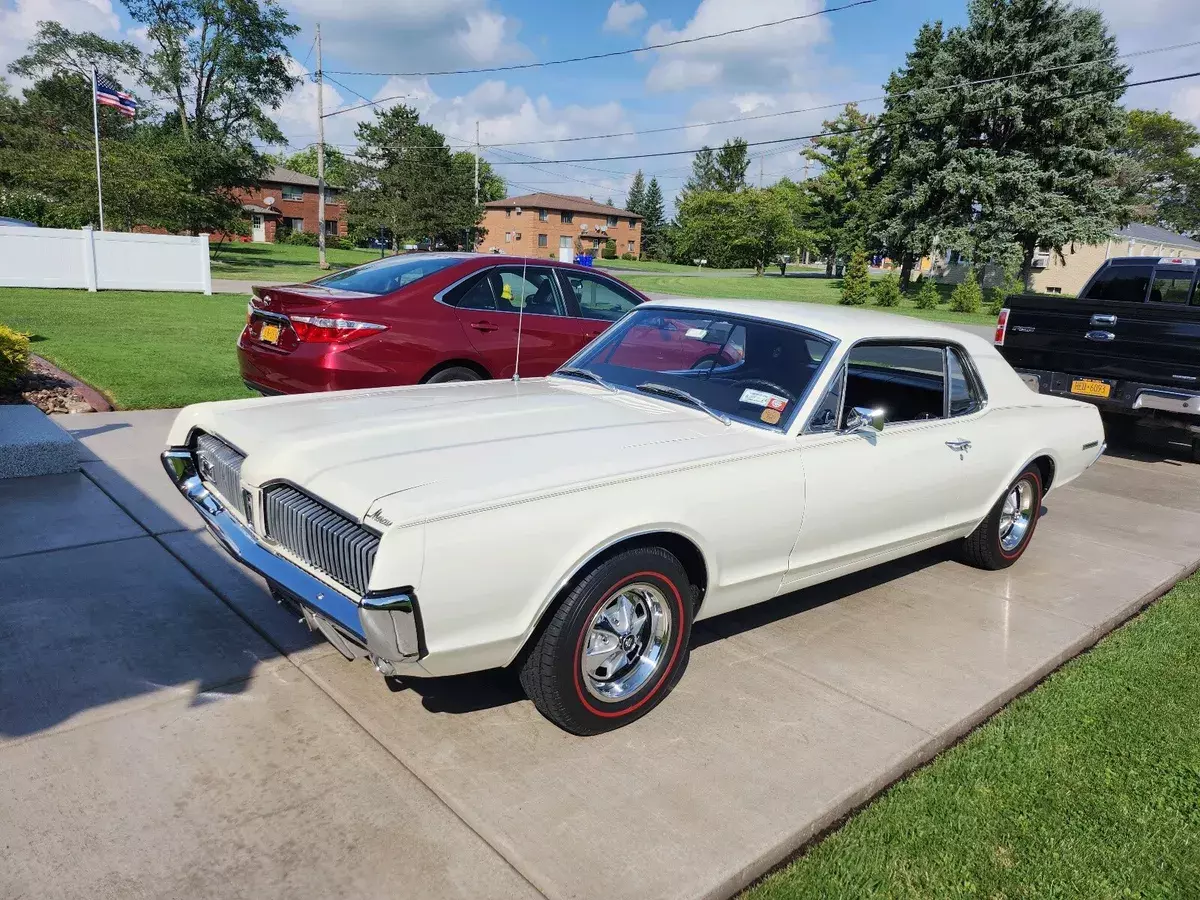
<box><xmin>209</xmin><ymin>241</ymin><xmax>381</xmax><ymax>284</ymax></box>
<box><xmin>745</xmin><ymin>571</ymin><xmax>1200</xmax><ymax>899</ymax></box>
<box><xmin>0</xmin><ymin>288</ymin><xmax>253</xmax><ymax>409</ymax></box>
<box><xmin>594</xmin><ymin>257</ymin><xmax>758</xmax><ymax>276</ymax></box>
<box><xmin>625</xmin><ymin>274</ymin><xmax>997</xmax><ymax>327</ymax></box>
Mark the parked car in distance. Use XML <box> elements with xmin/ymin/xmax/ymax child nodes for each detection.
<box><xmin>996</xmin><ymin>256</ymin><xmax>1200</xmax><ymax>456</ymax></box>
<box><xmin>166</xmin><ymin>300</ymin><xmax>1105</xmax><ymax>734</ymax></box>
<box><xmin>238</xmin><ymin>253</ymin><xmax>650</xmax><ymax>395</ymax></box>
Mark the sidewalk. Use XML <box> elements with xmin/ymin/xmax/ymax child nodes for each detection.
<box><xmin>4</xmin><ymin>410</ymin><xmax>1200</xmax><ymax>899</ymax></box>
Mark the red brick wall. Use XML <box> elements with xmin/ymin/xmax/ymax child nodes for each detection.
<box><xmin>478</xmin><ymin>206</ymin><xmax>641</xmax><ymax>258</ymax></box>
<box><xmin>232</xmin><ymin>181</ymin><xmax>347</xmax><ymax>241</ymax></box>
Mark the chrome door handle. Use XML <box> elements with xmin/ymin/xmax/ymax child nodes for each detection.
<box><xmin>1085</xmin><ymin>330</ymin><xmax>1115</xmax><ymax>342</ymax></box>
<box><xmin>1090</xmin><ymin>314</ymin><xmax>1117</xmax><ymax>326</ymax></box>
<box><xmin>945</xmin><ymin>439</ymin><xmax>971</xmax><ymax>452</ymax></box>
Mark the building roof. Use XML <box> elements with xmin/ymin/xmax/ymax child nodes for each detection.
<box><xmin>1114</xmin><ymin>223</ymin><xmax>1200</xmax><ymax>252</ymax></box>
<box><xmin>263</xmin><ymin>165</ymin><xmax>343</xmax><ymax>190</ymax></box>
<box><xmin>484</xmin><ymin>192</ymin><xmax>642</xmax><ymax>219</ymax></box>
<box><xmin>241</xmin><ymin>203</ymin><xmax>279</xmax><ymax>216</ymax></box>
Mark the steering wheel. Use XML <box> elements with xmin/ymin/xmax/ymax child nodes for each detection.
<box><xmin>739</xmin><ymin>378</ymin><xmax>796</xmax><ymax>402</ymax></box>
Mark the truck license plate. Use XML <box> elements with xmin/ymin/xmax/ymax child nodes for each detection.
<box><xmin>1070</xmin><ymin>378</ymin><xmax>1111</xmax><ymax>399</ymax></box>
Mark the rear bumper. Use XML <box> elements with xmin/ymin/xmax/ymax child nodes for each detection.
<box><xmin>160</xmin><ymin>448</ymin><xmax>425</xmax><ymax>674</ymax></box>
<box><xmin>237</xmin><ymin>332</ymin><xmax>422</xmax><ymax>395</ymax></box>
<box><xmin>1015</xmin><ymin>367</ymin><xmax>1200</xmax><ymax>421</ymax></box>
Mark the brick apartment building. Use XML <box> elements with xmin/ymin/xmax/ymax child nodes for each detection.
<box><xmin>233</xmin><ymin>165</ymin><xmax>348</xmax><ymax>243</ymax></box>
<box><xmin>479</xmin><ymin>193</ymin><xmax>642</xmax><ymax>260</ymax></box>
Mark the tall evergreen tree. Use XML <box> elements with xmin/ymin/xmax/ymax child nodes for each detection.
<box><xmin>681</xmin><ymin>147</ymin><xmax>718</xmax><ymax>200</ymax></box>
<box><xmin>626</xmin><ymin>169</ymin><xmax>646</xmax><ymax>214</ymax></box>
<box><xmin>805</xmin><ymin>104</ymin><xmax>875</xmax><ymax>275</ymax></box>
<box><xmin>936</xmin><ymin>0</ymin><xmax>1131</xmax><ymax>287</ymax></box>
<box><xmin>641</xmin><ymin>177</ymin><xmax>666</xmax><ymax>259</ymax></box>
<box><xmin>714</xmin><ymin>138</ymin><xmax>750</xmax><ymax>192</ymax></box>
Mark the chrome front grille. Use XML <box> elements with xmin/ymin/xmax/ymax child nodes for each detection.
<box><xmin>195</xmin><ymin>434</ymin><xmax>247</xmax><ymax>518</ymax></box>
<box><xmin>262</xmin><ymin>484</ymin><xmax>379</xmax><ymax>597</ymax></box>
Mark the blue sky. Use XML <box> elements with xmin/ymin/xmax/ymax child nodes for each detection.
<box><xmin>3</xmin><ymin>0</ymin><xmax>1199</xmax><ymax>208</ymax></box>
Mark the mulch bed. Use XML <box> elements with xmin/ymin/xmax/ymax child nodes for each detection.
<box><xmin>0</xmin><ymin>357</ymin><xmax>108</xmax><ymax>414</ymax></box>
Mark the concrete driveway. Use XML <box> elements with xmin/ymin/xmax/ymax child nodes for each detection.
<box><xmin>4</xmin><ymin>410</ymin><xmax>1199</xmax><ymax>900</ymax></box>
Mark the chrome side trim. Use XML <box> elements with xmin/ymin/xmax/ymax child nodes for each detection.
<box><xmin>160</xmin><ymin>450</ymin><xmax>423</xmax><ymax>665</ymax></box>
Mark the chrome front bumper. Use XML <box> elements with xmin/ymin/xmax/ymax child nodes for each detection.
<box><xmin>161</xmin><ymin>449</ymin><xmax>424</xmax><ymax>672</ymax></box>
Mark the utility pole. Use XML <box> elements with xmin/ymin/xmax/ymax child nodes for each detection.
<box><xmin>759</xmin><ymin>156</ymin><xmax>764</xmax><ymax>188</ymax></box>
<box><xmin>316</xmin><ymin>23</ymin><xmax>328</xmax><ymax>270</ymax></box>
<box><xmin>474</xmin><ymin>120</ymin><xmax>480</xmax><ymax>206</ymax></box>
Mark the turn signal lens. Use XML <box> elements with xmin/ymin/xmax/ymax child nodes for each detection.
<box><xmin>289</xmin><ymin>315</ymin><xmax>386</xmax><ymax>344</ymax></box>
<box><xmin>994</xmin><ymin>308</ymin><xmax>1009</xmax><ymax>346</ymax></box>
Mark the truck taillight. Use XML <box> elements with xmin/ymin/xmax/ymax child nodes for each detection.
<box><xmin>994</xmin><ymin>308</ymin><xmax>1010</xmax><ymax>346</ymax></box>
<box><xmin>289</xmin><ymin>315</ymin><xmax>386</xmax><ymax>344</ymax></box>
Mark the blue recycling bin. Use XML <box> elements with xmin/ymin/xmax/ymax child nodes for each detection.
<box><xmin>574</xmin><ymin>254</ymin><xmax>594</xmax><ymax>267</ymax></box>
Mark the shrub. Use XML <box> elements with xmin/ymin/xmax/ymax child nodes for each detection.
<box><xmin>839</xmin><ymin>248</ymin><xmax>871</xmax><ymax>306</ymax></box>
<box><xmin>602</xmin><ymin>238</ymin><xmax>617</xmax><ymax>259</ymax></box>
<box><xmin>0</xmin><ymin>324</ymin><xmax>31</xmax><ymax>388</ymax></box>
<box><xmin>950</xmin><ymin>268</ymin><xmax>983</xmax><ymax>314</ymax></box>
<box><xmin>873</xmin><ymin>273</ymin><xmax>902</xmax><ymax>307</ymax></box>
<box><xmin>987</xmin><ymin>272</ymin><xmax>1024</xmax><ymax>317</ymax></box>
<box><xmin>620</xmin><ymin>252</ymin><xmax>636</xmax><ymax>261</ymax></box>
<box><xmin>278</xmin><ymin>230</ymin><xmax>318</xmax><ymax>246</ymax></box>
<box><xmin>913</xmin><ymin>276</ymin><xmax>940</xmax><ymax>309</ymax></box>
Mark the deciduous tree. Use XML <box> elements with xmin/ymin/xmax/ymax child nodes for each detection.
<box><xmin>1120</xmin><ymin>109</ymin><xmax>1200</xmax><ymax>234</ymax></box>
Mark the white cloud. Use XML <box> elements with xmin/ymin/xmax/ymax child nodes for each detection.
<box><xmin>604</xmin><ymin>1</ymin><xmax>646</xmax><ymax>33</ymax></box>
<box><xmin>280</xmin><ymin>0</ymin><xmax>526</xmax><ymax>74</ymax></box>
<box><xmin>643</xmin><ymin>0</ymin><xmax>831</xmax><ymax>92</ymax></box>
<box><xmin>0</xmin><ymin>0</ymin><xmax>121</xmax><ymax>84</ymax></box>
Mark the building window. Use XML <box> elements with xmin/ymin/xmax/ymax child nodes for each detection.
<box><xmin>538</xmin><ymin>234</ymin><xmax>548</xmax><ymax>248</ymax></box>
<box><xmin>285</xmin><ymin>217</ymin><xmax>304</xmax><ymax>233</ymax></box>
<box><xmin>281</xmin><ymin>185</ymin><xmax>304</xmax><ymax>201</ymax></box>
<box><xmin>561</xmin><ymin>211</ymin><xmax>574</xmax><ymax>224</ymax></box>
<box><xmin>324</xmin><ymin>189</ymin><xmax>339</xmax><ymax>204</ymax></box>
<box><xmin>324</xmin><ymin>220</ymin><xmax>338</xmax><ymax>235</ymax></box>
<box><xmin>629</xmin><ymin>218</ymin><xmax>637</xmax><ymax>228</ymax></box>
<box><xmin>514</xmin><ymin>232</ymin><xmax>522</xmax><ymax>241</ymax></box>
<box><xmin>505</xmin><ymin>208</ymin><xmax>512</xmax><ymax>217</ymax></box>
<box><xmin>628</xmin><ymin>241</ymin><xmax>635</xmax><ymax>253</ymax></box>
<box><xmin>539</xmin><ymin>209</ymin><xmax>548</xmax><ymax>222</ymax></box>
<box><xmin>607</xmin><ymin>215</ymin><xmax>618</xmax><ymax>226</ymax></box>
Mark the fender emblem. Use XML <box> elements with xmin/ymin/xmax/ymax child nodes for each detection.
<box><xmin>366</xmin><ymin>508</ymin><xmax>393</xmax><ymax>528</ymax></box>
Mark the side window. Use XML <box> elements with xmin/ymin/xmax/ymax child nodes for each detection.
<box><xmin>1150</xmin><ymin>270</ymin><xmax>1195</xmax><ymax>305</ymax></box>
<box><xmin>844</xmin><ymin>344</ymin><xmax>945</xmax><ymax>424</ymax></box>
<box><xmin>495</xmin><ymin>267</ymin><xmax>565</xmax><ymax>316</ymax></box>
<box><xmin>806</xmin><ymin>367</ymin><xmax>845</xmax><ymax>433</ymax></box>
<box><xmin>445</xmin><ymin>271</ymin><xmax>497</xmax><ymax>311</ymax></box>
<box><xmin>948</xmin><ymin>348</ymin><xmax>983</xmax><ymax>416</ymax></box>
<box><xmin>1082</xmin><ymin>265</ymin><xmax>1153</xmax><ymax>302</ymax></box>
<box><xmin>560</xmin><ymin>272</ymin><xmax>641</xmax><ymax>321</ymax></box>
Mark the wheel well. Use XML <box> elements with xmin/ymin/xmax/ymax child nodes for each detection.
<box><xmin>420</xmin><ymin>359</ymin><xmax>491</xmax><ymax>383</ymax></box>
<box><xmin>1031</xmin><ymin>454</ymin><xmax>1055</xmax><ymax>491</ymax></box>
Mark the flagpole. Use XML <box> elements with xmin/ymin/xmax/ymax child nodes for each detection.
<box><xmin>90</xmin><ymin>65</ymin><xmax>105</xmax><ymax>231</ymax></box>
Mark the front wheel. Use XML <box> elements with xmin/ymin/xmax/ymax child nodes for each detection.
<box><xmin>519</xmin><ymin>547</ymin><xmax>693</xmax><ymax>735</ymax></box>
<box><xmin>959</xmin><ymin>465</ymin><xmax>1043</xmax><ymax>570</ymax></box>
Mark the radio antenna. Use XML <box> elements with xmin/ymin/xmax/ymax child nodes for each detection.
<box><xmin>512</xmin><ymin>255</ymin><xmax>529</xmax><ymax>382</ymax></box>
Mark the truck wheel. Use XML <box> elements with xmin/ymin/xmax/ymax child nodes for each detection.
<box><xmin>960</xmin><ymin>465</ymin><xmax>1043</xmax><ymax>570</ymax></box>
<box><xmin>519</xmin><ymin>547</ymin><xmax>693</xmax><ymax>735</ymax></box>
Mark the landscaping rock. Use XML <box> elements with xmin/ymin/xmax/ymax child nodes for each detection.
<box><xmin>0</xmin><ymin>405</ymin><xmax>82</xmax><ymax>478</ymax></box>
<box><xmin>0</xmin><ymin>357</ymin><xmax>100</xmax><ymax>415</ymax></box>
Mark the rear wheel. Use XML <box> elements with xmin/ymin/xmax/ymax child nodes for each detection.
<box><xmin>960</xmin><ymin>465</ymin><xmax>1043</xmax><ymax>570</ymax></box>
<box><xmin>425</xmin><ymin>366</ymin><xmax>482</xmax><ymax>384</ymax></box>
<box><xmin>519</xmin><ymin>547</ymin><xmax>693</xmax><ymax>735</ymax></box>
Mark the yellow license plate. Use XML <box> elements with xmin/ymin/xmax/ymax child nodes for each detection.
<box><xmin>1071</xmin><ymin>378</ymin><xmax>1111</xmax><ymax>398</ymax></box>
<box><xmin>260</xmin><ymin>323</ymin><xmax>281</xmax><ymax>345</ymax></box>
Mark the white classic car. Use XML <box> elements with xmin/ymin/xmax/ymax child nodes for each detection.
<box><xmin>163</xmin><ymin>299</ymin><xmax>1105</xmax><ymax>734</ymax></box>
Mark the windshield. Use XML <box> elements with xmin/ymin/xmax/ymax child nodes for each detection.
<box><xmin>564</xmin><ymin>307</ymin><xmax>834</xmax><ymax>430</ymax></box>
<box><xmin>310</xmin><ymin>255</ymin><xmax>463</xmax><ymax>295</ymax></box>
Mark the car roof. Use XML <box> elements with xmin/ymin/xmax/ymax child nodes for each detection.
<box><xmin>641</xmin><ymin>296</ymin><xmax>993</xmax><ymax>348</ymax></box>
<box><xmin>1105</xmin><ymin>256</ymin><xmax>1199</xmax><ymax>268</ymax></box>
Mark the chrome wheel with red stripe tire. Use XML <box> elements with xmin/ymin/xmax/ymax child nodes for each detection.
<box><xmin>519</xmin><ymin>547</ymin><xmax>693</xmax><ymax>735</ymax></box>
<box><xmin>960</xmin><ymin>464</ymin><xmax>1043</xmax><ymax>570</ymax></box>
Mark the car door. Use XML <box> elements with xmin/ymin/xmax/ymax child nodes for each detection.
<box><xmin>782</xmin><ymin>342</ymin><xmax>970</xmax><ymax>589</ymax></box>
<box><xmin>556</xmin><ymin>269</ymin><xmax>644</xmax><ymax>348</ymax></box>
<box><xmin>450</xmin><ymin>265</ymin><xmax>582</xmax><ymax>378</ymax></box>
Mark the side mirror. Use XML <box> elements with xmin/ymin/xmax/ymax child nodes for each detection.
<box><xmin>844</xmin><ymin>406</ymin><xmax>885</xmax><ymax>434</ymax></box>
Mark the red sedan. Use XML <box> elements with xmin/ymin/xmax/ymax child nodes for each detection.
<box><xmin>238</xmin><ymin>253</ymin><xmax>650</xmax><ymax>395</ymax></box>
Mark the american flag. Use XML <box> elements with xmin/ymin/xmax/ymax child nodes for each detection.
<box><xmin>95</xmin><ymin>75</ymin><xmax>137</xmax><ymax>118</ymax></box>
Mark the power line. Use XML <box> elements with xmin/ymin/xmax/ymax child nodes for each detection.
<box><xmin>465</xmin><ymin>38</ymin><xmax>1200</xmax><ymax>148</ymax></box>
<box><xmin>482</xmin><ymin>69</ymin><xmax>1200</xmax><ymax>165</ymax></box>
<box><xmin>323</xmin><ymin>0</ymin><xmax>880</xmax><ymax>78</ymax></box>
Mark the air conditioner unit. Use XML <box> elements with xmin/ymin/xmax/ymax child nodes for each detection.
<box><xmin>1032</xmin><ymin>255</ymin><xmax>1050</xmax><ymax>269</ymax></box>
<box><xmin>599</xmin><ymin>225</ymin><xmax>607</xmax><ymax>233</ymax></box>
<box><xmin>581</xmin><ymin>224</ymin><xmax>589</xmax><ymax>232</ymax></box>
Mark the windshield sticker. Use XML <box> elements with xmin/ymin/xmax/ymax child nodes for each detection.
<box><xmin>761</xmin><ymin>408</ymin><xmax>782</xmax><ymax>425</ymax></box>
<box><xmin>740</xmin><ymin>388</ymin><xmax>788</xmax><ymax>410</ymax></box>
<box><xmin>685</xmin><ymin>327</ymin><xmax>708</xmax><ymax>339</ymax></box>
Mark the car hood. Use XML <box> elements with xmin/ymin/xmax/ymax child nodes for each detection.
<box><xmin>169</xmin><ymin>378</ymin><xmax>776</xmax><ymax>526</ymax></box>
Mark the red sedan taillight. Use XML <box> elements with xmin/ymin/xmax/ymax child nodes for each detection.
<box><xmin>290</xmin><ymin>315</ymin><xmax>387</xmax><ymax>344</ymax></box>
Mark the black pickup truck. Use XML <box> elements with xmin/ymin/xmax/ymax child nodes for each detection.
<box><xmin>996</xmin><ymin>255</ymin><xmax>1200</xmax><ymax>455</ymax></box>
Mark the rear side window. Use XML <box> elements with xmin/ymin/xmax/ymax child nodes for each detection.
<box><xmin>948</xmin><ymin>348</ymin><xmax>983</xmax><ymax>416</ymax></box>
<box><xmin>1150</xmin><ymin>270</ymin><xmax>1195</xmax><ymax>305</ymax></box>
<box><xmin>1082</xmin><ymin>265</ymin><xmax>1152</xmax><ymax>303</ymax></box>
<box><xmin>445</xmin><ymin>271</ymin><xmax>497</xmax><ymax>310</ymax></box>
<box><xmin>312</xmin><ymin>255</ymin><xmax>462</xmax><ymax>295</ymax></box>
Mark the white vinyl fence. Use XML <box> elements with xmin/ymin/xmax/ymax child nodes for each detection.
<box><xmin>0</xmin><ymin>225</ymin><xmax>212</xmax><ymax>294</ymax></box>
